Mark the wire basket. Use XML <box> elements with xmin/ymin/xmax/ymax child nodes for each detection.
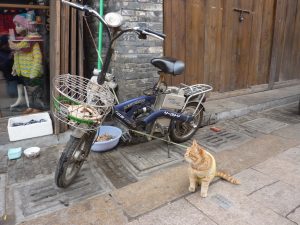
<box><xmin>52</xmin><ymin>74</ymin><xmax>115</xmax><ymax>131</ymax></box>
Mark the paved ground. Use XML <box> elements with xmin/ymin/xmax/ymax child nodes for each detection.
<box><xmin>128</xmin><ymin>145</ymin><xmax>300</xmax><ymax>225</ymax></box>
<box><xmin>0</xmin><ymin>85</ymin><xmax>300</xmax><ymax>224</ymax></box>
<box><xmin>0</xmin><ymin>101</ymin><xmax>299</xmax><ymax>224</ymax></box>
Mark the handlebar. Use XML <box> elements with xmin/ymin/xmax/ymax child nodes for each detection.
<box><xmin>61</xmin><ymin>0</ymin><xmax>85</xmax><ymax>10</ymax></box>
<box><xmin>133</xmin><ymin>27</ymin><xmax>165</xmax><ymax>41</ymax></box>
<box><xmin>61</xmin><ymin>0</ymin><xmax>165</xmax><ymax>41</ymax></box>
<box><xmin>144</xmin><ymin>29</ymin><xmax>166</xmax><ymax>40</ymax></box>
<box><xmin>61</xmin><ymin>0</ymin><xmax>166</xmax><ymax>85</ymax></box>
<box><xmin>61</xmin><ymin>0</ymin><xmax>108</xmax><ymax>26</ymax></box>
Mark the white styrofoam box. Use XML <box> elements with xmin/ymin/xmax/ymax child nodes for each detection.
<box><xmin>7</xmin><ymin>112</ymin><xmax>53</xmax><ymax>141</ymax></box>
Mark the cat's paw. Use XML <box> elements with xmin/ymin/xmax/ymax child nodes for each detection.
<box><xmin>189</xmin><ymin>186</ymin><xmax>196</xmax><ymax>192</ymax></box>
<box><xmin>200</xmin><ymin>192</ymin><xmax>207</xmax><ymax>198</ymax></box>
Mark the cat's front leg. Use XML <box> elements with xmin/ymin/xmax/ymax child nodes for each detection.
<box><xmin>200</xmin><ymin>179</ymin><xmax>210</xmax><ymax>198</ymax></box>
<box><xmin>188</xmin><ymin>174</ymin><xmax>197</xmax><ymax>192</ymax></box>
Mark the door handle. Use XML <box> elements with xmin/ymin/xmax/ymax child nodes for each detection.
<box><xmin>233</xmin><ymin>8</ymin><xmax>251</xmax><ymax>22</ymax></box>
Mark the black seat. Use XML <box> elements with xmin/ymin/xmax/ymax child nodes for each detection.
<box><xmin>151</xmin><ymin>57</ymin><xmax>185</xmax><ymax>76</ymax></box>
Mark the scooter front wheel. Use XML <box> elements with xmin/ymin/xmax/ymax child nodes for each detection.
<box><xmin>169</xmin><ymin>103</ymin><xmax>203</xmax><ymax>143</ymax></box>
<box><xmin>55</xmin><ymin>131</ymin><xmax>96</xmax><ymax>188</ymax></box>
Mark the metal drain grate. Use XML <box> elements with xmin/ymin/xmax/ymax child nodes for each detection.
<box><xmin>241</xmin><ymin>118</ymin><xmax>288</xmax><ymax>134</ymax></box>
<box><xmin>89</xmin><ymin>150</ymin><xmax>138</xmax><ymax>189</ymax></box>
<box><xmin>0</xmin><ymin>151</ymin><xmax>7</xmax><ymax>174</ymax></box>
<box><xmin>211</xmin><ymin>194</ymin><xmax>234</xmax><ymax>209</ymax></box>
<box><xmin>13</xmin><ymin>165</ymin><xmax>105</xmax><ymax>219</ymax></box>
<box><xmin>196</xmin><ymin>129</ymin><xmax>252</xmax><ymax>152</ymax></box>
<box><xmin>120</xmin><ymin>140</ymin><xmax>182</xmax><ymax>174</ymax></box>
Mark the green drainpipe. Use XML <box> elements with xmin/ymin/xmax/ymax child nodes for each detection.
<box><xmin>98</xmin><ymin>0</ymin><xmax>104</xmax><ymax>69</ymax></box>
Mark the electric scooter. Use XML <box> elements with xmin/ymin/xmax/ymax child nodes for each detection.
<box><xmin>53</xmin><ymin>0</ymin><xmax>212</xmax><ymax>188</ymax></box>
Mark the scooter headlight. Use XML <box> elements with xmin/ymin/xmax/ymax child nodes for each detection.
<box><xmin>104</xmin><ymin>12</ymin><xmax>123</xmax><ymax>28</ymax></box>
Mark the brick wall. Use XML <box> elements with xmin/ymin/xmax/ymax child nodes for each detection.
<box><xmin>84</xmin><ymin>0</ymin><xmax>163</xmax><ymax>101</ymax></box>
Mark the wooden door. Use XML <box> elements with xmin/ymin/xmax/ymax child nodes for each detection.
<box><xmin>50</xmin><ymin>0</ymin><xmax>84</xmax><ymax>133</ymax></box>
<box><xmin>164</xmin><ymin>0</ymin><xmax>275</xmax><ymax>92</ymax></box>
<box><xmin>269</xmin><ymin>0</ymin><xmax>300</xmax><ymax>88</ymax></box>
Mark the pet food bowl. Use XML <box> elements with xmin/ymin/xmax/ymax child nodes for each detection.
<box><xmin>91</xmin><ymin>126</ymin><xmax>122</xmax><ymax>152</ymax></box>
<box><xmin>24</xmin><ymin>147</ymin><xmax>41</xmax><ymax>158</ymax></box>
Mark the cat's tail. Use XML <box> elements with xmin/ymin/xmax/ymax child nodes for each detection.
<box><xmin>215</xmin><ymin>171</ymin><xmax>240</xmax><ymax>185</ymax></box>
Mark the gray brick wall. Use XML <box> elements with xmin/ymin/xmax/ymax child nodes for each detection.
<box><xmin>84</xmin><ymin>0</ymin><xmax>163</xmax><ymax>101</ymax></box>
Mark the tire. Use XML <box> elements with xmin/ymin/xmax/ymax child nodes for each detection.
<box><xmin>55</xmin><ymin>131</ymin><xmax>96</xmax><ymax>188</ymax></box>
<box><xmin>169</xmin><ymin>103</ymin><xmax>204</xmax><ymax>143</ymax></box>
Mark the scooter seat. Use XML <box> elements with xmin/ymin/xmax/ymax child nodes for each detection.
<box><xmin>151</xmin><ymin>57</ymin><xmax>185</xmax><ymax>76</ymax></box>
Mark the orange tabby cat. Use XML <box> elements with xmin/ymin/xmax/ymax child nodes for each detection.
<box><xmin>185</xmin><ymin>140</ymin><xmax>240</xmax><ymax>197</ymax></box>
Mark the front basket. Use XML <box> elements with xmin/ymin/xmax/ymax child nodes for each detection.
<box><xmin>52</xmin><ymin>74</ymin><xmax>115</xmax><ymax>131</ymax></box>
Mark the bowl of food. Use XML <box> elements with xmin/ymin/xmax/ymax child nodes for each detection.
<box><xmin>91</xmin><ymin>126</ymin><xmax>122</xmax><ymax>152</ymax></box>
<box><xmin>24</xmin><ymin>147</ymin><xmax>40</xmax><ymax>158</ymax></box>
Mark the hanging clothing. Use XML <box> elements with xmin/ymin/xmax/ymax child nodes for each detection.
<box><xmin>0</xmin><ymin>14</ymin><xmax>15</xmax><ymax>34</ymax></box>
<box><xmin>9</xmin><ymin>33</ymin><xmax>43</xmax><ymax>79</ymax></box>
<box><xmin>0</xmin><ymin>35</ymin><xmax>14</xmax><ymax>80</ymax></box>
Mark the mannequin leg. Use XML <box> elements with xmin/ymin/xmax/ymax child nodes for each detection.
<box><xmin>21</xmin><ymin>86</ymin><xmax>34</xmax><ymax>114</ymax></box>
<box><xmin>23</xmin><ymin>86</ymin><xmax>30</xmax><ymax>108</ymax></box>
<box><xmin>10</xmin><ymin>84</ymin><xmax>25</xmax><ymax>108</ymax></box>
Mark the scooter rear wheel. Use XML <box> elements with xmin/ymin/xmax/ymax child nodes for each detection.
<box><xmin>169</xmin><ymin>103</ymin><xmax>203</xmax><ymax>143</ymax></box>
<box><xmin>55</xmin><ymin>131</ymin><xmax>95</xmax><ymax>188</ymax></box>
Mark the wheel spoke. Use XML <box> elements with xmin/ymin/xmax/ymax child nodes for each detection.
<box><xmin>170</xmin><ymin>104</ymin><xmax>203</xmax><ymax>143</ymax></box>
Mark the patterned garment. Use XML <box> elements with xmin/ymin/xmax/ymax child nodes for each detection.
<box><xmin>10</xmin><ymin>35</ymin><xmax>43</xmax><ymax>79</ymax></box>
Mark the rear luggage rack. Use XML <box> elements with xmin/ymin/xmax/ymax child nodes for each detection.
<box><xmin>179</xmin><ymin>84</ymin><xmax>213</xmax><ymax>112</ymax></box>
<box><xmin>180</xmin><ymin>84</ymin><xmax>213</xmax><ymax>97</ymax></box>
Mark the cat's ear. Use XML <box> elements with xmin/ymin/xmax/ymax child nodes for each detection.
<box><xmin>192</xmin><ymin>139</ymin><xmax>197</xmax><ymax>146</ymax></box>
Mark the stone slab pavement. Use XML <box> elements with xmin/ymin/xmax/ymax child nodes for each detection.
<box><xmin>16</xmin><ymin>118</ymin><xmax>300</xmax><ymax>225</ymax></box>
<box><xmin>17</xmin><ymin>144</ymin><xmax>300</xmax><ymax>225</ymax></box>
<box><xmin>1</xmin><ymin>101</ymin><xmax>300</xmax><ymax>224</ymax></box>
<box><xmin>129</xmin><ymin>145</ymin><xmax>300</xmax><ymax>225</ymax></box>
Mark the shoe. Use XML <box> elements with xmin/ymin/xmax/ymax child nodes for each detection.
<box><xmin>31</xmin><ymin>108</ymin><xmax>42</xmax><ymax>113</ymax></box>
<box><xmin>22</xmin><ymin>108</ymin><xmax>34</xmax><ymax>114</ymax></box>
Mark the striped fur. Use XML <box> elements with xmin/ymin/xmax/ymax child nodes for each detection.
<box><xmin>185</xmin><ymin>140</ymin><xmax>240</xmax><ymax>197</ymax></box>
<box><xmin>215</xmin><ymin>171</ymin><xmax>240</xmax><ymax>184</ymax></box>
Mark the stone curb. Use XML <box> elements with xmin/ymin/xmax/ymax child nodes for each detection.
<box><xmin>203</xmin><ymin>94</ymin><xmax>300</xmax><ymax>125</ymax></box>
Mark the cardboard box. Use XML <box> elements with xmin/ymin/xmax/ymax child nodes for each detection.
<box><xmin>7</xmin><ymin>112</ymin><xmax>53</xmax><ymax>141</ymax></box>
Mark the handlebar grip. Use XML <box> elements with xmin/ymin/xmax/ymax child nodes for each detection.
<box><xmin>61</xmin><ymin>0</ymin><xmax>84</xmax><ymax>10</ymax></box>
<box><xmin>144</xmin><ymin>29</ymin><xmax>166</xmax><ymax>39</ymax></box>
